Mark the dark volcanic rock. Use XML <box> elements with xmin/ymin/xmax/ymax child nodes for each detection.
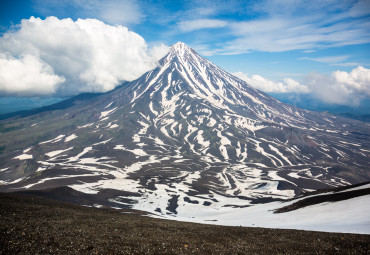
<box><xmin>1</xmin><ymin>193</ymin><xmax>370</xmax><ymax>255</ymax></box>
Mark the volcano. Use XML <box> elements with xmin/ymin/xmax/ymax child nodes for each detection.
<box><xmin>0</xmin><ymin>42</ymin><xmax>369</xmax><ymax>229</ymax></box>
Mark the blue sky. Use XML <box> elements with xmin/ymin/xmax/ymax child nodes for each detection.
<box><xmin>0</xmin><ymin>0</ymin><xmax>369</xmax><ymax>115</ymax></box>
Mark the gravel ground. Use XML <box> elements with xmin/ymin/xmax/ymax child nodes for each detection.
<box><xmin>0</xmin><ymin>192</ymin><xmax>369</xmax><ymax>254</ymax></box>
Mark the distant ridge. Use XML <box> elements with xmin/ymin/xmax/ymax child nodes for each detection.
<box><xmin>0</xmin><ymin>93</ymin><xmax>103</xmax><ymax>121</ymax></box>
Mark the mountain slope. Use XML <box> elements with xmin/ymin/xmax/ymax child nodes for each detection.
<box><xmin>0</xmin><ymin>42</ymin><xmax>369</xmax><ymax>219</ymax></box>
<box><xmin>3</xmin><ymin>193</ymin><xmax>370</xmax><ymax>254</ymax></box>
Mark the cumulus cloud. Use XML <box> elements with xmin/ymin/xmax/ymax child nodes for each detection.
<box><xmin>0</xmin><ymin>17</ymin><xmax>168</xmax><ymax>97</ymax></box>
<box><xmin>148</xmin><ymin>43</ymin><xmax>170</xmax><ymax>62</ymax></box>
<box><xmin>306</xmin><ymin>66</ymin><xmax>370</xmax><ymax>106</ymax></box>
<box><xmin>233</xmin><ymin>72</ymin><xmax>310</xmax><ymax>94</ymax></box>
<box><xmin>177</xmin><ymin>19</ymin><xmax>228</xmax><ymax>32</ymax></box>
<box><xmin>0</xmin><ymin>54</ymin><xmax>65</xmax><ymax>96</ymax></box>
<box><xmin>235</xmin><ymin>66</ymin><xmax>370</xmax><ymax>106</ymax></box>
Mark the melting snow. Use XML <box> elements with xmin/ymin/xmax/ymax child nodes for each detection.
<box><xmin>13</xmin><ymin>154</ymin><xmax>33</xmax><ymax>160</ymax></box>
<box><xmin>114</xmin><ymin>145</ymin><xmax>125</xmax><ymax>150</ymax></box>
<box><xmin>65</xmin><ymin>134</ymin><xmax>77</xmax><ymax>142</ymax></box>
<box><xmin>46</xmin><ymin>147</ymin><xmax>73</xmax><ymax>158</ymax></box>
<box><xmin>105</xmin><ymin>102</ymin><xmax>113</xmax><ymax>108</ymax></box>
<box><xmin>39</xmin><ymin>135</ymin><xmax>65</xmax><ymax>145</ymax></box>
<box><xmin>93</xmin><ymin>138</ymin><xmax>112</xmax><ymax>146</ymax></box>
<box><xmin>100</xmin><ymin>107</ymin><xmax>117</xmax><ymax>119</ymax></box>
<box><xmin>77</xmin><ymin>123</ymin><xmax>93</xmax><ymax>129</ymax></box>
<box><xmin>169</xmin><ymin>194</ymin><xmax>370</xmax><ymax>234</ymax></box>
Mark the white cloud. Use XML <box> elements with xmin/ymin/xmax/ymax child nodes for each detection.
<box><xmin>334</xmin><ymin>66</ymin><xmax>370</xmax><ymax>96</ymax></box>
<box><xmin>300</xmin><ymin>55</ymin><xmax>365</xmax><ymax>67</ymax></box>
<box><xmin>235</xmin><ymin>66</ymin><xmax>370</xmax><ymax>106</ymax></box>
<box><xmin>233</xmin><ymin>72</ymin><xmax>310</xmax><ymax>94</ymax></box>
<box><xmin>177</xmin><ymin>19</ymin><xmax>228</xmax><ymax>32</ymax></box>
<box><xmin>93</xmin><ymin>0</ymin><xmax>144</xmax><ymax>25</ymax></box>
<box><xmin>34</xmin><ymin>0</ymin><xmax>144</xmax><ymax>26</ymax></box>
<box><xmin>148</xmin><ymin>43</ymin><xmax>169</xmax><ymax>62</ymax></box>
<box><xmin>184</xmin><ymin>0</ymin><xmax>370</xmax><ymax>54</ymax></box>
<box><xmin>306</xmin><ymin>66</ymin><xmax>370</xmax><ymax>106</ymax></box>
<box><xmin>0</xmin><ymin>54</ymin><xmax>65</xmax><ymax>96</ymax></box>
<box><xmin>0</xmin><ymin>17</ymin><xmax>168</xmax><ymax>97</ymax></box>
<box><xmin>332</xmin><ymin>62</ymin><xmax>363</xmax><ymax>67</ymax></box>
<box><xmin>300</xmin><ymin>55</ymin><xmax>349</xmax><ymax>64</ymax></box>
<box><xmin>225</xmin><ymin>15</ymin><xmax>370</xmax><ymax>53</ymax></box>
<box><xmin>349</xmin><ymin>0</ymin><xmax>370</xmax><ymax>17</ymax></box>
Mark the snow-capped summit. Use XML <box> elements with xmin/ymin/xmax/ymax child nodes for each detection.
<box><xmin>0</xmin><ymin>42</ymin><xmax>369</xmax><ymax>230</ymax></box>
<box><xmin>169</xmin><ymin>41</ymin><xmax>190</xmax><ymax>54</ymax></box>
<box><xmin>132</xmin><ymin>42</ymin><xmax>317</xmax><ymax>125</ymax></box>
<box><xmin>164</xmin><ymin>41</ymin><xmax>203</xmax><ymax>66</ymax></box>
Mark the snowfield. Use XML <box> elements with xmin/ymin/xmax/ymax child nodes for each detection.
<box><xmin>158</xmin><ymin>193</ymin><xmax>370</xmax><ymax>234</ymax></box>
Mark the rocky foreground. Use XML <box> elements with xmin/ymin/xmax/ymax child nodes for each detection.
<box><xmin>0</xmin><ymin>193</ymin><xmax>369</xmax><ymax>254</ymax></box>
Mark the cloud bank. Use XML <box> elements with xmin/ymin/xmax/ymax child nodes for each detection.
<box><xmin>0</xmin><ymin>54</ymin><xmax>65</xmax><ymax>96</ymax></box>
<box><xmin>235</xmin><ymin>66</ymin><xmax>370</xmax><ymax>106</ymax></box>
<box><xmin>307</xmin><ymin>66</ymin><xmax>370</xmax><ymax>106</ymax></box>
<box><xmin>233</xmin><ymin>72</ymin><xmax>309</xmax><ymax>94</ymax></box>
<box><xmin>0</xmin><ymin>17</ymin><xmax>168</xmax><ymax>97</ymax></box>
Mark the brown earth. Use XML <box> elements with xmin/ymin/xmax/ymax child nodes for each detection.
<box><xmin>0</xmin><ymin>192</ymin><xmax>369</xmax><ymax>255</ymax></box>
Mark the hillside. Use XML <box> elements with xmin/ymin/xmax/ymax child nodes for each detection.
<box><xmin>1</xmin><ymin>192</ymin><xmax>369</xmax><ymax>254</ymax></box>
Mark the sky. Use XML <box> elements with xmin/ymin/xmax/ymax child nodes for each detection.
<box><xmin>0</xmin><ymin>0</ymin><xmax>369</xmax><ymax>115</ymax></box>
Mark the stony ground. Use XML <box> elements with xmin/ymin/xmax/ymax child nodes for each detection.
<box><xmin>0</xmin><ymin>192</ymin><xmax>369</xmax><ymax>254</ymax></box>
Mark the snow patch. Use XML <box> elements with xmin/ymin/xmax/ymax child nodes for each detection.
<box><xmin>39</xmin><ymin>135</ymin><xmax>65</xmax><ymax>145</ymax></box>
<box><xmin>46</xmin><ymin>147</ymin><xmax>73</xmax><ymax>158</ymax></box>
<box><xmin>100</xmin><ymin>107</ymin><xmax>117</xmax><ymax>119</ymax></box>
<box><xmin>65</xmin><ymin>134</ymin><xmax>77</xmax><ymax>142</ymax></box>
<box><xmin>13</xmin><ymin>154</ymin><xmax>33</xmax><ymax>160</ymax></box>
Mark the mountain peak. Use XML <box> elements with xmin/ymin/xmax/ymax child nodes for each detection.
<box><xmin>170</xmin><ymin>41</ymin><xmax>190</xmax><ymax>49</ymax></box>
<box><xmin>169</xmin><ymin>42</ymin><xmax>193</xmax><ymax>58</ymax></box>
